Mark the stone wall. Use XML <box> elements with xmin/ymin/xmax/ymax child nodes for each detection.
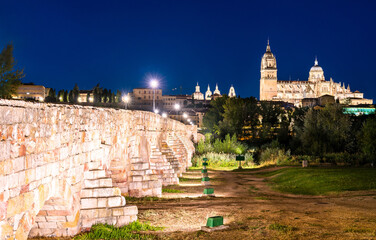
<box><xmin>0</xmin><ymin>99</ymin><xmax>196</xmax><ymax>239</ymax></box>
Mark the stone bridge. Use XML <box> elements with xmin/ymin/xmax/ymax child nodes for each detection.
<box><xmin>0</xmin><ymin>100</ymin><xmax>196</xmax><ymax>239</ymax></box>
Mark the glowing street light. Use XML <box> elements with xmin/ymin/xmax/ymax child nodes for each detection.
<box><xmin>122</xmin><ymin>95</ymin><xmax>130</xmax><ymax>109</ymax></box>
<box><xmin>174</xmin><ymin>103</ymin><xmax>180</xmax><ymax>110</ymax></box>
<box><xmin>150</xmin><ymin>79</ymin><xmax>159</xmax><ymax>112</ymax></box>
<box><xmin>162</xmin><ymin>112</ymin><xmax>167</xmax><ymax>118</ymax></box>
<box><xmin>154</xmin><ymin>109</ymin><xmax>159</xmax><ymax>114</ymax></box>
<box><xmin>183</xmin><ymin>113</ymin><xmax>188</xmax><ymax>118</ymax></box>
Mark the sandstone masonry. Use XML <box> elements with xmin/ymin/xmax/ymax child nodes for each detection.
<box><xmin>0</xmin><ymin>99</ymin><xmax>196</xmax><ymax>239</ymax></box>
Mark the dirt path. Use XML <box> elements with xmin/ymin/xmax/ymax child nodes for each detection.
<box><xmin>135</xmin><ymin>167</ymin><xmax>376</xmax><ymax>240</ymax></box>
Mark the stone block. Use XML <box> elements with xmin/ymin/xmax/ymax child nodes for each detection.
<box><xmin>81</xmin><ymin>209</ymin><xmax>98</xmax><ymax>219</ymax></box>
<box><xmin>45</xmin><ymin>216</ymin><xmax>66</xmax><ymax>222</ymax></box>
<box><xmin>124</xmin><ymin>205</ymin><xmax>138</xmax><ymax>216</ymax></box>
<box><xmin>38</xmin><ymin>221</ymin><xmax>57</xmax><ymax>229</ymax></box>
<box><xmin>108</xmin><ymin>196</ymin><xmax>123</xmax><ymax>207</ymax></box>
<box><xmin>81</xmin><ymin>198</ymin><xmax>98</xmax><ymax>209</ymax></box>
<box><xmin>115</xmin><ymin>215</ymin><xmax>131</xmax><ymax>227</ymax></box>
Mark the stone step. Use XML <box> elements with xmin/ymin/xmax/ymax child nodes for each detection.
<box><xmin>131</xmin><ymin>162</ymin><xmax>149</xmax><ymax>170</ymax></box>
<box><xmin>131</xmin><ymin>174</ymin><xmax>159</xmax><ymax>182</ymax></box>
<box><xmin>131</xmin><ymin>169</ymin><xmax>154</xmax><ymax>175</ymax></box>
<box><xmin>81</xmin><ymin>205</ymin><xmax>138</xmax><ymax>221</ymax></box>
<box><xmin>81</xmin><ymin>187</ymin><xmax>121</xmax><ymax>198</ymax></box>
<box><xmin>84</xmin><ymin>178</ymin><xmax>113</xmax><ymax>188</ymax></box>
<box><xmin>87</xmin><ymin>161</ymin><xmax>102</xmax><ymax>170</ymax></box>
<box><xmin>129</xmin><ymin>180</ymin><xmax>161</xmax><ymax>190</ymax></box>
<box><xmin>81</xmin><ymin>195</ymin><xmax>126</xmax><ymax>209</ymax></box>
<box><xmin>84</xmin><ymin>170</ymin><xmax>106</xmax><ymax>180</ymax></box>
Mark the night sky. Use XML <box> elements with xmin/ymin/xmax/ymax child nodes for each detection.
<box><xmin>1</xmin><ymin>0</ymin><xmax>375</xmax><ymax>100</ymax></box>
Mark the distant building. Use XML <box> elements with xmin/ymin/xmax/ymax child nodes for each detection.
<box><xmin>129</xmin><ymin>88</ymin><xmax>162</xmax><ymax>111</ymax></box>
<box><xmin>13</xmin><ymin>84</ymin><xmax>45</xmax><ymax>101</ymax></box>
<box><xmin>259</xmin><ymin>41</ymin><xmax>373</xmax><ymax>106</ymax></box>
<box><xmin>229</xmin><ymin>85</ymin><xmax>236</xmax><ymax>98</ymax></box>
<box><xmin>192</xmin><ymin>83</ymin><xmax>204</xmax><ymax>100</ymax></box>
<box><xmin>77</xmin><ymin>90</ymin><xmax>94</xmax><ymax>103</ymax></box>
<box><xmin>205</xmin><ymin>85</ymin><xmax>212</xmax><ymax>100</ymax></box>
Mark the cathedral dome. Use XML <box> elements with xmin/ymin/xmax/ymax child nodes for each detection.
<box><xmin>309</xmin><ymin>58</ymin><xmax>323</xmax><ymax>72</ymax></box>
<box><xmin>308</xmin><ymin>57</ymin><xmax>325</xmax><ymax>82</ymax></box>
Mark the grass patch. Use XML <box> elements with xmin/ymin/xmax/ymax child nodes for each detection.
<box><xmin>268</xmin><ymin>223</ymin><xmax>297</xmax><ymax>232</ymax></box>
<box><xmin>179</xmin><ymin>177</ymin><xmax>201</xmax><ymax>182</ymax></box>
<box><xmin>344</xmin><ymin>227</ymin><xmax>375</xmax><ymax>234</ymax></box>
<box><xmin>123</xmin><ymin>196</ymin><xmax>160</xmax><ymax>203</ymax></box>
<box><xmin>162</xmin><ymin>188</ymin><xmax>184</xmax><ymax>193</ymax></box>
<box><xmin>74</xmin><ymin>221</ymin><xmax>163</xmax><ymax>240</ymax></box>
<box><xmin>265</xmin><ymin>168</ymin><xmax>376</xmax><ymax>195</ymax></box>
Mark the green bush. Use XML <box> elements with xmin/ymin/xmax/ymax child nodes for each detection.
<box><xmin>192</xmin><ymin>152</ymin><xmax>254</xmax><ymax>168</ymax></box>
<box><xmin>259</xmin><ymin>147</ymin><xmax>291</xmax><ymax>166</ymax></box>
<box><xmin>195</xmin><ymin>134</ymin><xmax>248</xmax><ymax>155</ymax></box>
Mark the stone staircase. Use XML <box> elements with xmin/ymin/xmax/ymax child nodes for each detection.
<box><xmin>109</xmin><ymin>158</ymin><xmax>128</xmax><ymax>193</ymax></box>
<box><xmin>160</xmin><ymin>140</ymin><xmax>183</xmax><ymax>177</ymax></box>
<box><xmin>166</xmin><ymin>134</ymin><xmax>189</xmax><ymax>172</ymax></box>
<box><xmin>128</xmin><ymin>157</ymin><xmax>162</xmax><ymax>197</ymax></box>
<box><xmin>150</xmin><ymin>146</ymin><xmax>179</xmax><ymax>186</ymax></box>
<box><xmin>80</xmin><ymin>161</ymin><xmax>138</xmax><ymax>229</ymax></box>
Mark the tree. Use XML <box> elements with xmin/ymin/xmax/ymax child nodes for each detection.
<box><xmin>102</xmin><ymin>88</ymin><xmax>108</xmax><ymax>103</ymax></box>
<box><xmin>219</xmin><ymin>97</ymin><xmax>258</xmax><ymax>139</ymax></box>
<box><xmin>359</xmin><ymin>118</ymin><xmax>376</xmax><ymax>164</ymax></box>
<box><xmin>68</xmin><ymin>90</ymin><xmax>73</xmax><ymax>103</ymax></box>
<box><xmin>116</xmin><ymin>90</ymin><xmax>121</xmax><ymax>103</ymax></box>
<box><xmin>72</xmin><ymin>84</ymin><xmax>79</xmax><ymax>103</ymax></box>
<box><xmin>57</xmin><ymin>90</ymin><xmax>64</xmax><ymax>102</ymax></box>
<box><xmin>258</xmin><ymin>102</ymin><xmax>284</xmax><ymax>141</ymax></box>
<box><xmin>45</xmin><ymin>88</ymin><xmax>57</xmax><ymax>102</ymax></box>
<box><xmin>0</xmin><ymin>44</ymin><xmax>24</xmax><ymax>98</ymax></box>
<box><xmin>202</xmin><ymin>95</ymin><xmax>228</xmax><ymax>136</ymax></box>
<box><xmin>93</xmin><ymin>84</ymin><xmax>102</xmax><ymax>103</ymax></box>
<box><xmin>63</xmin><ymin>90</ymin><xmax>68</xmax><ymax>102</ymax></box>
<box><xmin>297</xmin><ymin>104</ymin><xmax>352</xmax><ymax>157</ymax></box>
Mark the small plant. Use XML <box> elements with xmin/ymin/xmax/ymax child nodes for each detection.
<box><xmin>123</xmin><ymin>196</ymin><xmax>160</xmax><ymax>203</ymax></box>
<box><xmin>268</xmin><ymin>223</ymin><xmax>297</xmax><ymax>232</ymax></box>
<box><xmin>162</xmin><ymin>188</ymin><xmax>184</xmax><ymax>193</ymax></box>
<box><xmin>254</xmin><ymin>196</ymin><xmax>270</xmax><ymax>200</ymax></box>
<box><xmin>192</xmin><ymin>152</ymin><xmax>254</xmax><ymax>169</ymax></box>
<box><xmin>74</xmin><ymin>221</ymin><xmax>164</xmax><ymax>240</ymax></box>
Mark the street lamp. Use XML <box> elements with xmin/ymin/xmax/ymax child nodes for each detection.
<box><xmin>183</xmin><ymin>113</ymin><xmax>188</xmax><ymax>118</ymax></box>
<box><xmin>154</xmin><ymin>109</ymin><xmax>159</xmax><ymax>114</ymax></box>
<box><xmin>122</xmin><ymin>95</ymin><xmax>130</xmax><ymax>109</ymax></box>
<box><xmin>162</xmin><ymin>112</ymin><xmax>167</xmax><ymax>118</ymax></box>
<box><xmin>174</xmin><ymin>103</ymin><xmax>180</xmax><ymax>110</ymax></box>
<box><xmin>150</xmin><ymin>79</ymin><xmax>158</xmax><ymax>112</ymax></box>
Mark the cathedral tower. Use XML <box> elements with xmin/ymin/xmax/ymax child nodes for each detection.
<box><xmin>260</xmin><ymin>40</ymin><xmax>278</xmax><ymax>100</ymax></box>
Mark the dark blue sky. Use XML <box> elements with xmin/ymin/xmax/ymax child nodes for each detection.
<box><xmin>1</xmin><ymin>0</ymin><xmax>375</xmax><ymax>100</ymax></box>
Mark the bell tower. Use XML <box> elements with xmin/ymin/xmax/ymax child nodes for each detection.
<box><xmin>260</xmin><ymin>40</ymin><xmax>278</xmax><ymax>100</ymax></box>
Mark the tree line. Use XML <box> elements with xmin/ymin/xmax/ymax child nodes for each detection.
<box><xmin>45</xmin><ymin>83</ymin><xmax>123</xmax><ymax>104</ymax></box>
<box><xmin>203</xmin><ymin>96</ymin><xmax>376</xmax><ymax>165</ymax></box>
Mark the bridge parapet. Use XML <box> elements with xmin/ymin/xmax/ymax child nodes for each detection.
<box><xmin>0</xmin><ymin>99</ymin><xmax>196</xmax><ymax>239</ymax></box>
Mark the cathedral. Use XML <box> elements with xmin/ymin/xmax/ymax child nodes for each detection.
<box><xmin>259</xmin><ymin>41</ymin><xmax>373</xmax><ymax>106</ymax></box>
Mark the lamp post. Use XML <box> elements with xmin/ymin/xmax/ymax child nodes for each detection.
<box><xmin>150</xmin><ymin>79</ymin><xmax>158</xmax><ymax>112</ymax></box>
<box><xmin>122</xmin><ymin>95</ymin><xmax>130</xmax><ymax>109</ymax></box>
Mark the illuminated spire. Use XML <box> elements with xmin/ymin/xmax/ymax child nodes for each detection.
<box><xmin>266</xmin><ymin>39</ymin><xmax>271</xmax><ymax>52</ymax></box>
<box><xmin>314</xmin><ymin>56</ymin><xmax>318</xmax><ymax>66</ymax></box>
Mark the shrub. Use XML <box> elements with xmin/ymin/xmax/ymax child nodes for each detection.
<box><xmin>192</xmin><ymin>152</ymin><xmax>254</xmax><ymax>168</ymax></box>
<box><xmin>195</xmin><ymin>134</ymin><xmax>248</xmax><ymax>155</ymax></box>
